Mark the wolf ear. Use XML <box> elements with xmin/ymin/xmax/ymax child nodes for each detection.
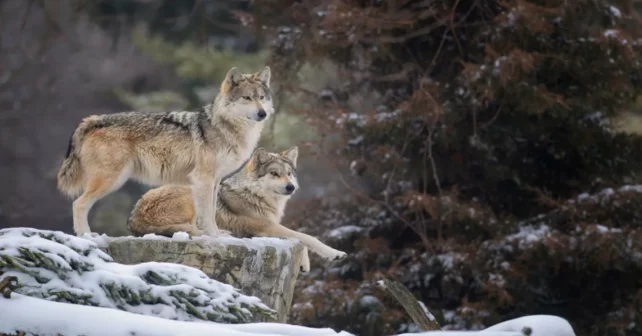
<box><xmin>281</xmin><ymin>146</ymin><xmax>298</xmax><ymax>167</ymax></box>
<box><xmin>245</xmin><ymin>147</ymin><xmax>263</xmax><ymax>173</ymax></box>
<box><xmin>254</xmin><ymin>66</ymin><xmax>271</xmax><ymax>87</ymax></box>
<box><xmin>221</xmin><ymin>67</ymin><xmax>242</xmax><ymax>93</ymax></box>
<box><xmin>256</xmin><ymin>147</ymin><xmax>272</xmax><ymax>163</ymax></box>
<box><xmin>245</xmin><ymin>148</ymin><xmax>269</xmax><ymax>173</ymax></box>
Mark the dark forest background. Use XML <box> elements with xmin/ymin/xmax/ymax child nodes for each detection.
<box><xmin>1</xmin><ymin>0</ymin><xmax>642</xmax><ymax>335</ymax></box>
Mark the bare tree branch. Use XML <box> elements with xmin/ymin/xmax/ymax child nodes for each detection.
<box><xmin>376</xmin><ymin>276</ymin><xmax>442</xmax><ymax>331</ymax></box>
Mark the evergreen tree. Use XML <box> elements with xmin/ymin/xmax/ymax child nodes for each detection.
<box><xmin>251</xmin><ymin>1</ymin><xmax>642</xmax><ymax>335</ymax></box>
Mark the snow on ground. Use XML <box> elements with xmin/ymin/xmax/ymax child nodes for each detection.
<box><xmin>0</xmin><ymin>293</ymin><xmax>353</xmax><ymax>336</ymax></box>
<box><xmin>0</xmin><ymin>227</ymin><xmax>274</xmax><ymax>323</ymax></box>
<box><xmin>0</xmin><ymin>293</ymin><xmax>576</xmax><ymax>336</ymax></box>
<box><xmin>483</xmin><ymin>315</ymin><xmax>576</xmax><ymax>336</ymax></box>
<box><xmin>397</xmin><ymin>315</ymin><xmax>575</xmax><ymax>336</ymax></box>
<box><xmin>399</xmin><ymin>333</ymin><xmax>520</xmax><ymax>336</ymax></box>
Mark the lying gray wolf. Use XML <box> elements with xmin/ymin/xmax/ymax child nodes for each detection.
<box><xmin>57</xmin><ymin>67</ymin><xmax>272</xmax><ymax>237</ymax></box>
<box><xmin>127</xmin><ymin>147</ymin><xmax>348</xmax><ymax>270</ymax></box>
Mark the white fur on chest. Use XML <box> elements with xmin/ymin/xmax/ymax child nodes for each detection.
<box><xmin>273</xmin><ymin>197</ymin><xmax>289</xmax><ymax>223</ymax></box>
<box><xmin>216</xmin><ymin>151</ymin><xmax>246</xmax><ymax>178</ymax></box>
<box><xmin>216</xmin><ymin>123</ymin><xmax>264</xmax><ymax>177</ymax></box>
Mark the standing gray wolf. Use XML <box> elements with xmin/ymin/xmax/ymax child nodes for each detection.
<box><xmin>127</xmin><ymin>147</ymin><xmax>348</xmax><ymax>271</ymax></box>
<box><xmin>57</xmin><ymin>67</ymin><xmax>273</xmax><ymax>237</ymax></box>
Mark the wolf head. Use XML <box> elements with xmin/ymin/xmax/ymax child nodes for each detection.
<box><xmin>218</xmin><ymin>67</ymin><xmax>274</xmax><ymax>122</ymax></box>
<box><xmin>244</xmin><ymin>147</ymin><xmax>299</xmax><ymax>196</ymax></box>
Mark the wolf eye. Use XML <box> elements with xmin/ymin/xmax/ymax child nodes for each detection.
<box><xmin>259</xmin><ymin>95</ymin><xmax>264</xmax><ymax>100</ymax></box>
<box><xmin>243</xmin><ymin>96</ymin><xmax>251</xmax><ymax>101</ymax></box>
<box><xmin>270</xmin><ymin>171</ymin><xmax>279</xmax><ymax>177</ymax></box>
<box><xmin>287</xmin><ymin>172</ymin><xmax>291</xmax><ymax>177</ymax></box>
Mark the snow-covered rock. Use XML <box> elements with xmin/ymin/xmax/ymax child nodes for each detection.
<box><xmin>93</xmin><ymin>232</ymin><xmax>305</xmax><ymax>322</ymax></box>
<box><xmin>0</xmin><ymin>228</ymin><xmax>277</xmax><ymax>324</ymax></box>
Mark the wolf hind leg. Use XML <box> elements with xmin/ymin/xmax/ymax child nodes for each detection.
<box><xmin>72</xmin><ymin>163</ymin><xmax>132</xmax><ymax>237</ymax></box>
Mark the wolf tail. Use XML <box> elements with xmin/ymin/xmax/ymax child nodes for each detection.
<box><xmin>128</xmin><ymin>198</ymin><xmax>201</xmax><ymax>237</ymax></box>
<box><xmin>126</xmin><ymin>197</ymin><xmax>144</xmax><ymax>235</ymax></box>
<box><xmin>57</xmin><ymin>116</ymin><xmax>100</xmax><ymax>198</ymax></box>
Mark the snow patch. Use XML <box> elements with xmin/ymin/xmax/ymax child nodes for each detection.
<box><xmin>348</xmin><ymin>135</ymin><xmax>364</xmax><ymax>145</ymax></box>
<box><xmin>483</xmin><ymin>315</ymin><xmax>576</xmax><ymax>336</ymax></box>
<box><xmin>418</xmin><ymin>300</ymin><xmax>436</xmax><ymax>321</ymax></box>
<box><xmin>488</xmin><ymin>273</ymin><xmax>506</xmax><ymax>288</ymax></box>
<box><xmin>0</xmin><ymin>293</ymin><xmax>352</xmax><ymax>336</ymax></box>
<box><xmin>505</xmin><ymin>224</ymin><xmax>551</xmax><ymax>249</ymax></box>
<box><xmin>327</xmin><ymin>225</ymin><xmax>364</xmax><ymax>239</ymax></box>
<box><xmin>435</xmin><ymin>252</ymin><xmax>466</xmax><ymax>270</ymax></box>
<box><xmin>594</xmin><ymin>224</ymin><xmax>622</xmax><ymax>233</ymax></box>
<box><xmin>571</xmin><ymin>185</ymin><xmax>642</xmax><ymax>204</ymax></box>
<box><xmin>397</xmin><ymin>315</ymin><xmax>575</xmax><ymax>335</ymax></box>
<box><xmin>603</xmin><ymin>29</ymin><xmax>629</xmax><ymax>45</ymax></box>
<box><xmin>172</xmin><ymin>231</ymin><xmax>190</xmax><ymax>240</ymax></box>
<box><xmin>618</xmin><ymin>185</ymin><xmax>642</xmax><ymax>193</ymax></box>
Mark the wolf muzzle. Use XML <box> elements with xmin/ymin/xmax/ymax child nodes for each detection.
<box><xmin>285</xmin><ymin>183</ymin><xmax>296</xmax><ymax>195</ymax></box>
<box><xmin>257</xmin><ymin>109</ymin><xmax>267</xmax><ymax>121</ymax></box>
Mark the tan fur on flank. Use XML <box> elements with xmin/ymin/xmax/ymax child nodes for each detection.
<box><xmin>128</xmin><ymin>147</ymin><xmax>347</xmax><ymax>271</ymax></box>
<box><xmin>57</xmin><ymin>67</ymin><xmax>274</xmax><ymax>237</ymax></box>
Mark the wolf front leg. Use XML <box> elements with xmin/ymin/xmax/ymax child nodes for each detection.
<box><xmin>300</xmin><ymin>246</ymin><xmax>311</xmax><ymax>272</ymax></box>
<box><xmin>189</xmin><ymin>164</ymin><xmax>220</xmax><ymax>236</ymax></box>
<box><xmin>260</xmin><ymin>224</ymin><xmax>347</xmax><ymax>261</ymax></box>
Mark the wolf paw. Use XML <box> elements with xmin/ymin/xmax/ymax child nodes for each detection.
<box><xmin>300</xmin><ymin>248</ymin><xmax>311</xmax><ymax>273</ymax></box>
<box><xmin>187</xmin><ymin>229</ymin><xmax>205</xmax><ymax>238</ymax></box>
<box><xmin>203</xmin><ymin>228</ymin><xmax>232</xmax><ymax>237</ymax></box>
<box><xmin>218</xmin><ymin>229</ymin><xmax>233</xmax><ymax>236</ymax></box>
<box><xmin>333</xmin><ymin>250</ymin><xmax>348</xmax><ymax>261</ymax></box>
<box><xmin>325</xmin><ymin>249</ymin><xmax>347</xmax><ymax>261</ymax></box>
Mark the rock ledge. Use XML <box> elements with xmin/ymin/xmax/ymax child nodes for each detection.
<box><xmin>95</xmin><ymin>235</ymin><xmax>304</xmax><ymax>322</ymax></box>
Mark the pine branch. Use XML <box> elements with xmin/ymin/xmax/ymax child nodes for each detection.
<box><xmin>0</xmin><ymin>275</ymin><xmax>18</xmax><ymax>298</ymax></box>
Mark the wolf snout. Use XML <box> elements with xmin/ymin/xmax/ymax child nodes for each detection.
<box><xmin>257</xmin><ymin>109</ymin><xmax>267</xmax><ymax>121</ymax></box>
<box><xmin>285</xmin><ymin>183</ymin><xmax>296</xmax><ymax>194</ymax></box>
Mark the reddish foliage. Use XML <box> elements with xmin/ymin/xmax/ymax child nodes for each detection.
<box><xmin>252</xmin><ymin>0</ymin><xmax>642</xmax><ymax>335</ymax></box>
